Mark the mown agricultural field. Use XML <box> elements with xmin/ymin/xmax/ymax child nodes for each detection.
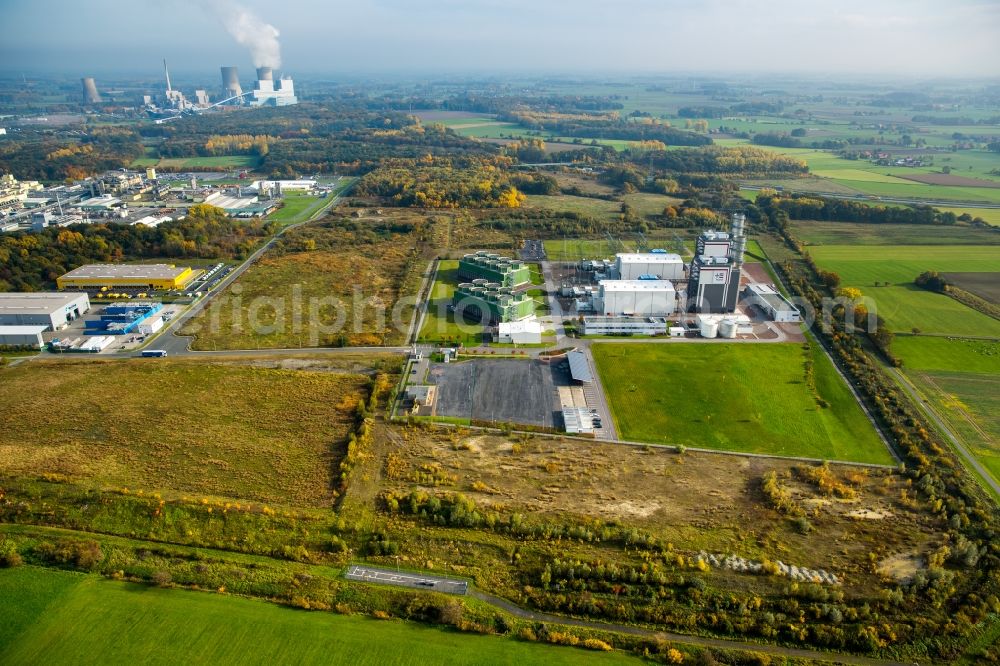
<box><xmin>592</xmin><ymin>342</ymin><xmax>893</xmax><ymax>464</ymax></box>
<box><xmin>790</xmin><ymin>220</ymin><xmax>1000</xmax><ymax>247</ymax></box>
<box><xmin>131</xmin><ymin>155</ymin><xmax>261</xmax><ymax>169</ymax></box>
<box><xmin>183</xmin><ymin>209</ymin><xmax>431</xmax><ymax>349</ymax></box>
<box><xmin>807</xmin><ymin>244</ymin><xmax>1000</xmax><ymax>336</ymax></box>
<box><xmin>0</xmin><ymin>359</ymin><xmax>371</xmax><ymax>506</ymax></box>
<box><xmin>266</xmin><ymin>193</ymin><xmax>335</xmax><ymax>225</ymax></box>
<box><xmin>0</xmin><ymin>567</ymin><xmax>636</xmax><ymax>666</ymax></box>
<box><xmin>893</xmin><ymin>336</ymin><xmax>1000</xmax><ymax>490</ymax></box>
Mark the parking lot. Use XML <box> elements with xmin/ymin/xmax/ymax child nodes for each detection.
<box><xmin>428</xmin><ymin>357</ymin><xmax>570</xmax><ymax>428</ymax></box>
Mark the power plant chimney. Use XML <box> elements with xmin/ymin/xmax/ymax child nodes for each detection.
<box><xmin>730</xmin><ymin>213</ymin><xmax>747</xmax><ymax>271</ymax></box>
<box><xmin>163</xmin><ymin>59</ymin><xmax>172</xmax><ymax>92</ymax></box>
<box><xmin>256</xmin><ymin>67</ymin><xmax>273</xmax><ymax>81</ymax></box>
<box><xmin>220</xmin><ymin>66</ymin><xmax>242</xmax><ymax>99</ymax></box>
<box><xmin>81</xmin><ymin>77</ymin><xmax>101</xmax><ymax>104</ymax></box>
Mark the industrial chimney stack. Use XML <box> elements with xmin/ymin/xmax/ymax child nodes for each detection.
<box><xmin>81</xmin><ymin>77</ymin><xmax>101</xmax><ymax>104</ymax></box>
<box><xmin>256</xmin><ymin>67</ymin><xmax>274</xmax><ymax>81</ymax></box>
<box><xmin>220</xmin><ymin>66</ymin><xmax>242</xmax><ymax>99</ymax></box>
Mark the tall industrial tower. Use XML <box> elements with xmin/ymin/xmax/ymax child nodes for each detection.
<box><xmin>81</xmin><ymin>77</ymin><xmax>101</xmax><ymax>104</ymax></box>
<box><xmin>687</xmin><ymin>213</ymin><xmax>747</xmax><ymax>314</ymax></box>
<box><xmin>220</xmin><ymin>66</ymin><xmax>242</xmax><ymax>99</ymax></box>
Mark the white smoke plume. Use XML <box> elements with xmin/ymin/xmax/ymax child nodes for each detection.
<box><xmin>210</xmin><ymin>0</ymin><xmax>281</xmax><ymax>68</ymax></box>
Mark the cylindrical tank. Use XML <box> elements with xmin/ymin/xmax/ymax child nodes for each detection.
<box><xmin>719</xmin><ymin>319</ymin><xmax>738</xmax><ymax>339</ymax></box>
<box><xmin>81</xmin><ymin>77</ymin><xmax>101</xmax><ymax>104</ymax></box>
<box><xmin>700</xmin><ymin>318</ymin><xmax>719</xmax><ymax>339</ymax></box>
<box><xmin>220</xmin><ymin>66</ymin><xmax>242</xmax><ymax>98</ymax></box>
<box><xmin>256</xmin><ymin>67</ymin><xmax>274</xmax><ymax>81</ymax></box>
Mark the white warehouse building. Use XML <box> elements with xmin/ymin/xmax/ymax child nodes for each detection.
<box><xmin>0</xmin><ymin>292</ymin><xmax>91</xmax><ymax>330</ymax></box>
<box><xmin>743</xmin><ymin>284</ymin><xmax>801</xmax><ymax>322</ymax></box>
<box><xmin>615</xmin><ymin>252</ymin><xmax>684</xmax><ymax>281</ymax></box>
<box><xmin>595</xmin><ymin>280</ymin><xmax>676</xmax><ymax>316</ymax></box>
<box><xmin>0</xmin><ymin>325</ymin><xmax>47</xmax><ymax>349</ymax></box>
<box><xmin>496</xmin><ymin>319</ymin><xmax>542</xmax><ymax>344</ymax></box>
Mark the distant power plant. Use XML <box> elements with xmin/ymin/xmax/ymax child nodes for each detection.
<box><xmin>248</xmin><ymin>66</ymin><xmax>297</xmax><ymax>107</ymax></box>
<box><xmin>81</xmin><ymin>77</ymin><xmax>101</xmax><ymax>104</ymax></box>
<box><xmin>220</xmin><ymin>66</ymin><xmax>243</xmax><ymax>99</ymax></box>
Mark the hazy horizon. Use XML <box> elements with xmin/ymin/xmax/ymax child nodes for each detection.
<box><xmin>2</xmin><ymin>0</ymin><xmax>999</xmax><ymax>79</ymax></box>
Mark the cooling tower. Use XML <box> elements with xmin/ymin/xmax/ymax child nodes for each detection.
<box><xmin>81</xmin><ymin>77</ymin><xmax>101</xmax><ymax>104</ymax></box>
<box><xmin>256</xmin><ymin>67</ymin><xmax>273</xmax><ymax>81</ymax></box>
<box><xmin>220</xmin><ymin>66</ymin><xmax>242</xmax><ymax>98</ymax></box>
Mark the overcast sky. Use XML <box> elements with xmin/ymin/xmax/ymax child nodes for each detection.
<box><xmin>2</xmin><ymin>0</ymin><xmax>998</xmax><ymax>79</ymax></box>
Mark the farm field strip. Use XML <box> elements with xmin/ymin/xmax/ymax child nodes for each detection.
<box><xmin>0</xmin><ymin>568</ymin><xmax>636</xmax><ymax>666</ymax></box>
<box><xmin>592</xmin><ymin>342</ymin><xmax>893</xmax><ymax>464</ymax></box>
<box><xmin>807</xmin><ymin>244</ymin><xmax>1000</xmax><ymax>336</ymax></box>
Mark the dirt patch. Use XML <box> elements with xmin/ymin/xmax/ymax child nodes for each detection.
<box><xmin>942</xmin><ymin>271</ymin><xmax>1000</xmax><ymax>304</ymax></box>
<box><xmin>877</xmin><ymin>552</ymin><xmax>924</xmax><ymax>582</ymax></box>
<box><xmin>848</xmin><ymin>508</ymin><xmax>893</xmax><ymax>520</ymax></box>
<box><xmin>899</xmin><ymin>173</ymin><xmax>1000</xmax><ymax>188</ymax></box>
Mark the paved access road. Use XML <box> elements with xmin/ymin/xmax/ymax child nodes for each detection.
<box><xmin>345</xmin><ymin>565</ymin><xmax>468</xmax><ymax>595</ymax></box>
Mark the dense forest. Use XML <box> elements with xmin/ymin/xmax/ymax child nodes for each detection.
<box><xmin>0</xmin><ymin>205</ymin><xmax>267</xmax><ymax>291</ymax></box>
<box><xmin>757</xmin><ymin>194</ymin><xmax>984</xmax><ymax>226</ymax></box>
<box><xmin>636</xmin><ymin>145</ymin><xmax>809</xmax><ymax>177</ymax></box>
<box><xmin>354</xmin><ymin>158</ymin><xmax>528</xmax><ymax>208</ymax></box>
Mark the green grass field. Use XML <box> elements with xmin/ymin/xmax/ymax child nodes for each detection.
<box><xmin>0</xmin><ymin>360</ymin><xmax>367</xmax><ymax>506</ymax></box>
<box><xmin>892</xmin><ymin>336</ymin><xmax>1000</xmax><ymax>373</ymax></box>
<box><xmin>0</xmin><ymin>567</ymin><xmax>637</xmax><ymax>666</ymax></box>
<box><xmin>592</xmin><ymin>342</ymin><xmax>893</xmax><ymax>464</ymax></box>
<box><xmin>267</xmin><ymin>193</ymin><xmax>332</xmax><ymax>224</ymax></box>
<box><xmin>807</xmin><ymin>245</ymin><xmax>1000</xmax><ymax>336</ymax></box>
<box><xmin>130</xmin><ymin>155</ymin><xmax>261</xmax><ymax>169</ymax></box>
<box><xmin>935</xmin><ymin>207</ymin><xmax>1000</xmax><ymax>227</ymax></box>
<box><xmin>417</xmin><ymin>260</ymin><xmax>486</xmax><ymax>345</ymax></box>
<box><xmin>791</xmin><ymin>221</ymin><xmax>1000</xmax><ymax>246</ymax></box>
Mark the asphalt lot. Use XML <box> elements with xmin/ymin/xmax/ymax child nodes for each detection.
<box><xmin>345</xmin><ymin>565</ymin><xmax>468</xmax><ymax>595</ymax></box>
<box><xmin>428</xmin><ymin>358</ymin><xmax>568</xmax><ymax>427</ymax></box>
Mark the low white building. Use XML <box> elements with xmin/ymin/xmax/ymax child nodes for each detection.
<box><xmin>582</xmin><ymin>316</ymin><xmax>668</xmax><ymax>336</ymax></box>
<box><xmin>615</xmin><ymin>252</ymin><xmax>684</xmax><ymax>280</ymax></box>
<box><xmin>743</xmin><ymin>284</ymin><xmax>801</xmax><ymax>322</ymax></box>
<box><xmin>562</xmin><ymin>407</ymin><xmax>595</xmax><ymax>434</ymax></box>
<box><xmin>138</xmin><ymin>316</ymin><xmax>164</xmax><ymax>336</ymax></box>
<box><xmin>497</xmin><ymin>319</ymin><xmax>543</xmax><ymax>344</ymax></box>
<box><xmin>0</xmin><ymin>324</ymin><xmax>47</xmax><ymax>349</ymax></box>
<box><xmin>595</xmin><ymin>279</ymin><xmax>676</xmax><ymax>316</ymax></box>
<box><xmin>250</xmin><ymin>179</ymin><xmax>316</xmax><ymax>194</ymax></box>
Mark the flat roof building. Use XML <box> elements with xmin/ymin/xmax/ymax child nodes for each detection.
<box><xmin>615</xmin><ymin>252</ymin><xmax>684</xmax><ymax>281</ymax></box>
<box><xmin>0</xmin><ymin>324</ymin><xmax>48</xmax><ymax>349</ymax></box>
<box><xmin>0</xmin><ymin>292</ymin><xmax>90</xmax><ymax>330</ymax></box>
<box><xmin>582</xmin><ymin>316</ymin><xmax>669</xmax><ymax>336</ymax></box>
<box><xmin>744</xmin><ymin>284</ymin><xmax>801</xmax><ymax>322</ymax></box>
<box><xmin>57</xmin><ymin>264</ymin><xmax>196</xmax><ymax>290</ymax></box>
<box><xmin>596</xmin><ymin>279</ymin><xmax>676</xmax><ymax>316</ymax></box>
<box><xmin>497</xmin><ymin>319</ymin><xmax>542</xmax><ymax>344</ymax></box>
<box><xmin>458</xmin><ymin>251</ymin><xmax>531</xmax><ymax>289</ymax></box>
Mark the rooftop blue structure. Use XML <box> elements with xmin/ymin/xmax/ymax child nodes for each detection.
<box><xmin>84</xmin><ymin>302</ymin><xmax>162</xmax><ymax>335</ymax></box>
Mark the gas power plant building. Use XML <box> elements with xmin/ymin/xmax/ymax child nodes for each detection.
<box><xmin>457</xmin><ymin>252</ymin><xmax>531</xmax><ymax>288</ymax></box>
<box><xmin>614</xmin><ymin>251</ymin><xmax>684</xmax><ymax>281</ymax></box>
<box><xmin>452</xmin><ymin>281</ymin><xmax>534</xmax><ymax>324</ymax></box>
<box><xmin>0</xmin><ymin>292</ymin><xmax>91</xmax><ymax>330</ymax></box>
<box><xmin>688</xmin><ymin>214</ymin><xmax>747</xmax><ymax>314</ymax></box>
<box><xmin>594</xmin><ymin>279</ymin><xmax>676</xmax><ymax>316</ymax></box>
<box><xmin>56</xmin><ymin>264</ymin><xmax>197</xmax><ymax>291</ymax></box>
<box><xmin>249</xmin><ymin>67</ymin><xmax>297</xmax><ymax>107</ymax></box>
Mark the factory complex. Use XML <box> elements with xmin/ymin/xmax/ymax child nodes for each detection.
<box><xmin>452</xmin><ymin>281</ymin><xmax>535</xmax><ymax>325</ymax></box>
<box><xmin>457</xmin><ymin>252</ymin><xmax>531</xmax><ymax>288</ymax></box>
<box><xmin>56</xmin><ymin>264</ymin><xmax>198</xmax><ymax>291</ymax></box>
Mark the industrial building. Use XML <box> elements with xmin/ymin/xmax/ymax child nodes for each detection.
<box><xmin>84</xmin><ymin>302</ymin><xmax>163</xmax><ymax>335</ymax></box>
<box><xmin>251</xmin><ymin>180</ymin><xmax>317</xmax><ymax>194</ymax></box>
<box><xmin>695</xmin><ymin>313</ymin><xmax>753</xmax><ymax>339</ymax></box>
<box><xmin>595</xmin><ymin>279</ymin><xmax>676</xmax><ymax>316</ymax></box>
<box><xmin>0</xmin><ymin>292</ymin><xmax>90</xmax><ymax>330</ymax></box>
<box><xmin>249</xmin><ymin>67</ymin><xmax>298</xmax><ymax>107</ymax></box>
<box><xmin>744</xmin><ymin>284</ymin><xmax>801</xmax><ymax>322</ymax></box>
<box><xmin>562</xmin><ymin>407</ymin><xmax>595</xmax><ymax>435</ymax></box>
<box><xmin>496</xmin><ymin>319</ymin><xmax>543</xmax><ymax>344</ymax></box>
<box><xmin>458</xmin><ymin>252</ymin><xmax>531</xmax><ymax>288</ymax></box>
<box><xmin>452</xmin><ymin>280</ymin><xmax>534</xmax><ymax>324</ymax></box>
<box><xmin>614</xmin><ymin>251</ymin><xmax>684</xmax><ymax>281</ymax></box>
<box><xmin>688</xmin><ymin>214</ymin><xmax>747</xmax><ymax>314</ymax></box>
<box><xmin>582</xmin><ymin>316</ymin><xmax>669</xmax><ymax>336</ymax></box>
<box><xmin>0</xmin><ymin>325</ymin><xmax>47</xmax><ymax>349</ymax></box>
<box><xmin>0</xmin><ymin>174</ymin><xmax>44</xmax><ymax>210</ymax></box>
<box><xmin>57</xmin><ymin>264</ymin><xmax>197</xmax><ymax>291</ymax></box>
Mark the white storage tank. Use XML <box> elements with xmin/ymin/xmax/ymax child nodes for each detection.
<box><xmin>700</xmin><ymin>318</ymin><xmax>719</xmax><ymax>339</ymax></box>
<box><xmin>719</xmin><ymin>319</ymin><xmax>738</xmax><ymax>339</ymax></box>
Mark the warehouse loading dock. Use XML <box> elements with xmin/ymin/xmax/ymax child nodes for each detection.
<box><xmin>57</xmin><ymin>264</ymin><xmax>198</xmax><ymax>291</ymax></box>
<box><xmin>0</xmin><ymin>292</ymin><xmax>90</xmax><ymax>330</ymax></box>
